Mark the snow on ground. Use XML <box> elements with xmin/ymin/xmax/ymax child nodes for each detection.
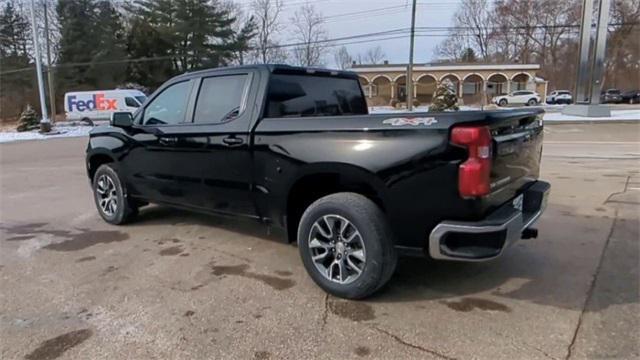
<box><xmin>369</xmin><ymin>106</ymin><xmax>640</xmax><ymax>122</ymax></box>
<box><xmin>0</xmin><ymin>125</ymin><xmax>92</xmax><ymax>144</ymax></box>
<box><xmin>543</xmin><ymin>109</ymin><xmax>640</xmax><ymax>122</ymax></box>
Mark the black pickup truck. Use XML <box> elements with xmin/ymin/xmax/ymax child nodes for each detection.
<box><xmin>86</xmin><ymin>64</ymin><xmax>550</xmax><ymax>299</ymax></box>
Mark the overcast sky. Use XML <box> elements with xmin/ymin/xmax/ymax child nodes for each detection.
<box><xmin>234</xmin><ymin>0</ymin><xmax>460</xmax><ymax>66</ymax></box>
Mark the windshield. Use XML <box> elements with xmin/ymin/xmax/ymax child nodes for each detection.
<box><xmin>608</xmin><ymin>90</ymin><xmax>621</xmax><ymax>94</ymax></box>
<box><xmin>135</xmin><ymin>95</ymin><xmax>147</xmax><ymax>104</ymax></box>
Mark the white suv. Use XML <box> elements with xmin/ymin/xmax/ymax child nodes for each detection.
<box><xmin>492</xmin><ymin>90</ymin><xmax>541</xmax><ymax>107</ymax></box>
<box><xmin>546</xmin><ymin>90</ymin><xmax>573</xmax><ymax>105</ymax></box>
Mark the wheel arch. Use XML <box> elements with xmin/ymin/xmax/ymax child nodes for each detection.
<box><xmin>87</xmin><ymin>152</ymin><xmax>116</xmax><ymax>182</ymax></box>
<box><xmin>284</xmin><ymin>163</ymin><xmax>389</xmax><ymax>244</ymax></box>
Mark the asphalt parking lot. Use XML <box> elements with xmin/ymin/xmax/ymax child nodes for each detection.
<box><xmin>1</xmin><ymin>122</ymin><xmax>638</xmax><ymax>360</ymax></box>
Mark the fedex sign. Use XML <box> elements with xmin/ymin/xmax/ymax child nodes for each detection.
<box><xmin>67</xmin><ymin>93</ymin><xmax>117</xmax><ymax>112</ymax></box>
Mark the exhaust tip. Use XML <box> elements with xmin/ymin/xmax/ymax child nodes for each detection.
<box><xmin>521</xmin><ymin>228</ymin><xmax>538</xmax><ymax>240</ymax></box>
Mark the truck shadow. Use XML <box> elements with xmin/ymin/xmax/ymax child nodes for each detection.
<box><xmin>371</xmin><ymin>203</ymin><xmax>639</xmax><ymax>313</ymax></box>
<box><xmin>132</xmin><ymin>205</ymin><xmax>287</xmax><ymax>245</ymax></box>
<box><xmin>130</xmin><ymin>203</ymin><xmax>638</xmax><ymax>313</ymax></box>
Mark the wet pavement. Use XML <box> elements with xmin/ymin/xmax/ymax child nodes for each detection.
<box><xmin>1</xmin><ymin>122</ymin><xmax>638</xmax><ymax>359</ymax></box>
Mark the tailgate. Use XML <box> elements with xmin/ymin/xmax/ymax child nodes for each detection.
<box><xmin>486</xmin><ymin>111</ymin><xmax>544</xmax><ymax>207</ymax></box>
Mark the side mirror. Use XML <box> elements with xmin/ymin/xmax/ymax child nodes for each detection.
<box><xmin>111</xmin><ymin>112</ymin><xmax>133</xmax><ymax>128</ymax></box>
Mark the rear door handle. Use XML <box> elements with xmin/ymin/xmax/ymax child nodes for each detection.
<box><xmin>159</xmin><ymin>137</ymin><xmax>178</xmax><ymax>146</ymax></box>
<box><xmin>222</xmin><ymin>136</ymin><xmax>244</xmax><ymax>146</ymax></box>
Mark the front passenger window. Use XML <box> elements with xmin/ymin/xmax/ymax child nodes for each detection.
<box><xmin>143</xmin><ymin>81</ymin><xmax>191</xmax><ymax>125</ymax></box>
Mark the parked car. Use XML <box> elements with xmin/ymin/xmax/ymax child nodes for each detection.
<box><xmin>86</xmin><ymin>65</ymin><xmax>550</xmax><ymax>299</ymax></box>
<box><xmin>546</xmin><ymin>90</ymin><xmax>573</xmax><ymax>105</ymax></box>
<box><xmin>600</xmin><ymin>89</ymin><xmax>623</xmax><ymax>104</ymax></box>
<box><xmin>492</xmin><ymin>90</ymin><xmax>541</xmax><ymax>106</ymax></box>
<box><xmin>621</xmin><ymin>90</ymin><xmax>640</xmax><ymax>104</ymax></box>
<box><xmin>65</xmin><ymin>89</ymin><xmax>147</xmax><ymax>122</ymax></box>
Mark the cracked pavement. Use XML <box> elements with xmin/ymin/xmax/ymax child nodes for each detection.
<box><xmin>1</xmin><ymin>122</ymin><xmax>639</xmax><ymax>359</ymax></box>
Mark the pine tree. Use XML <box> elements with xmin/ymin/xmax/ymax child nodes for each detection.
<box><xmin>0</xmin><ymin>1</ymin><xmax>33</xmax><ymax>120</ymax></box>
<box><xmin>0</xmin><ymin>0</ymin><xmax>30</xmax><ymax>67</ymax></box>
<box><xmin>56</xmin><ymin>0</ymin><xmax>127</xmax><ymax>90</ymax></box>
<box><xmin>460</xmin><ymin>47</ymin><xmax>478</xmax><ymax>63</ymax></box>
<box><xmin>127</xmin><ymin>0</ymin><xmax>255</xmax><ymax>79</ymax></box>
<box><xmin>16</xmin><ymin>105</ymin><xmax>39</xmax><ymax>132</ymax></box>
<box><xmin>57</xmin><ymin>0</ymin><xmax>97</xmax><ymax>88</ymax></box>
<box><xmin>125</xmin><ymin>17</ymin><xmax>176</xmax><ymax>88</ymax></box>
<box><xmin>88</xmin><ymin>1</ymin><xmax>127</xmax><ymax>88</ymax></box>
<box><xmin>429</xmin><ymin>79</ymin><xmax>459</xmax><ymax>112</ymax></box>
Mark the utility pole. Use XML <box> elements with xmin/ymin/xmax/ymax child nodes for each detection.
<box><xmin>406</xmin><ymin>0</ymin><xmax>417</xmax><ymax>111</ymax></box>
<box><xmin>562</xmin><ymin>0</ymin><xmax>612</xmax><ymax>117</ymax></box>
<box><xmin>43</xmin><ymin>0</ymin><xmax>56</xmax><ymax>123</ymax></box>
<box><xmin>29</xmin><ymin>0</ymin><xmax>50</xmax><ymax>132</ymax></box>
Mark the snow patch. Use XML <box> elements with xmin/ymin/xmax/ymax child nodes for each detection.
<box><xmin>543</xmin><ymin>109</ymin><xmax>640</xmax><ymax>122</ymax></box>
<box><xmin>0</xmin><ymin>125</ymin><xmax>92</xmax><ymax>143</ymax></box>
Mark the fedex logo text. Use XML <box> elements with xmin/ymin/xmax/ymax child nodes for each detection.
<box><xmin>67</xmin><ymin>94</ymin><xmax>117</xmax><ymax>112</ymax></box>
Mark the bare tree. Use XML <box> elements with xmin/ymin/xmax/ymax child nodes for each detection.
<box><xmin>364</xmin><ymin>45</ymin><xmax>385</xmax><ymax>64</ymax></box>
<box><xmin>435</xmin><ymin>31</ymin><xmax>467</xmax><ymax>62</ymax></box>
<box><xmin>290</xmin><ymin>4</ymin><xmax>327</xmax><ymax>67</ymax></box>
<box><xmin>333</xmin><ymin>45</ymin><xmax>353</xmax><ymax>69</ymax></box>
<box><xmin>605</xmin><ymin>0</ymin><xmax>640</xmax><ymax>88</ymax></box>
<box><xmin>251</xmin><ymin>0</ymin><xmax>285</xmax><ymax>63</ymax></box>
<box><xmin>453</xmin><ymin>0</ymin><xmax>492</xmax><ymax>60</ymax></box>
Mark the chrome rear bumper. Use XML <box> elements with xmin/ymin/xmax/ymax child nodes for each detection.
<box><xmin>428</xmin><ymin>181</ymin><xmax>550</xmax><ymax>261</ymax></box>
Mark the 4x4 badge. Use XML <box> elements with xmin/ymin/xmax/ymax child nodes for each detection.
<box><xmin>383</xmin><ymin>117</ymin><xmax>438</xmax><ymax>126</ymax></box>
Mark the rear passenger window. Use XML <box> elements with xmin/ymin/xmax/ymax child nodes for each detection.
<box><xmin>193</xmin><ymin>75</ymin><xmax>248</xmax><ymax>123</ymax></box>
<box><xmin>264</xmin><ymin>74</ymin><xmax>368</xmax><ymax>118</ymax></box>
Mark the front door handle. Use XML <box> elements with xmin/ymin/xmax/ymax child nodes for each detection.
<box><xmin>159</xmin><ymin>137</ymin><xmax>178</xmax><ymax>146</ymax></box>
<box><xmin>222</xmin><ymin>136</ymin><xmax>244</xmax><ymax>146</ymax></box>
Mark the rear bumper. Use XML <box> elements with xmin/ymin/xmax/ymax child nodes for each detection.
<box><xmin>428</xmin><ymin>181</ymin><xmax>550</xmax><ymax>261</ymax></box>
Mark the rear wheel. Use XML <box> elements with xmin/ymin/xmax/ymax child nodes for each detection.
<box><xmin>498</xmin><ymin>99</ymin><xmax>508</xmax><ymax>106</ymax></box>
<box><xmin>297</xmin><ymin>193</ymin><xmax>397</xmax><ymax>299</ymax></box>
<box><xmin>92</xmin><ymin>164</ymin><xmax>137</xmax><ymax>225</ymax></box>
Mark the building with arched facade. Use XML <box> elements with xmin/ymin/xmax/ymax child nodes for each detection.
<box><xmin>351</xmin><ymin>63</ymin><xmax>548</xmax><ymax>107</ymax></box>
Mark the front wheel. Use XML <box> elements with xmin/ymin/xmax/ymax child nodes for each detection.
<box><xmin>527</xmin><ymin>98</ymin><xmax>538</xmax><ymax>106</ymax></box>
<box><xmin>297</xmin><ymin>193</ymin><xmax>397</xmax><ymax>299</ymax></box>
<box><xmin>498</xmin><ymin>99</ymin><xmax>508</xmax><ymax>106</ymax></box>
<box><xmin>92</xmin><ymin>164</ymin><xmax>137</xmax><ymax>225</ymax></box>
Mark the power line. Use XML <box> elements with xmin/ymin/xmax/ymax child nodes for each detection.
<box><xmin>2</xmin><ymin>20</ymin><xmax>637</xmax><ymax>76</ymax></box>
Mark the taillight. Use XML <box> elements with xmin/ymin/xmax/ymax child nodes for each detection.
<box><xmin>451</xmin><ymin>126</ymin><xmax>492</xmax><ymax>197</ymax></box>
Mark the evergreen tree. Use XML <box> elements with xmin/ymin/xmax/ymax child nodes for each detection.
<box><xmin>56</xmin><ymin>0</ymin><xmax>126</xmax><ymax>90</ymax></box>
<box><xmin>57</xmin><ymin>0</ymin><xmax>97</xmax><ymax>88</ymax></box>
<box><xmin>230</xmin><ymin>15</ymin><xmax>257</xmax><ymax>65</ymax></box>
<box><xmin>460</xmin><ymin>47</ymin><xmax>478</xmax><ymax>63</ymax></box>
<box><xmin>0</xmin><ymin>0</ymin><xmax>33</xmax><ymax>120</ymax></box>
<box><xmin>429</xmin><ymin>79</ymin><xmax>459</xmax><ymax>112</ymax></box>
<box><xmin>125</xmin><ymin>17</ymin><xmax>175</xmax><ymax>88</ymax></box>
<box><xmin>16</xmin><ymin>104</ymin><xmax>39</xmax><ymax>132</ymax></box>
<box><xmin>88</xmin><ymin>1</ymin><xmax>127</xmax><ymax>88</ymax></box>
<box><xmin>0</xmin><ymin>0</ymin><xmax>30</xmax><ymax>68</ymax></box>
<box><xmin>128</xmin><ymin>0</ymin><xmax>254</xmax><ymax>77</ymax></box>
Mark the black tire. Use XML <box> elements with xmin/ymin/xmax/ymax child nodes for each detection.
<box><xmin>498</xmin><ymin>99</ymin><xmax>508</xmax><ymax>106</ymax></box>
<box><xmin>297</xmin><ymin>192</ymin><xmax>397</xmax><ymax>299</ymax></box>
<box><xmin>92</xmin><ymin>164</ymin><xmax>137</xmax><ymax>225</ymax></box>
<box><xmin>527</xmin><ymin>98</ymin><xmax>538</xmax><ymax>106</ymax></box>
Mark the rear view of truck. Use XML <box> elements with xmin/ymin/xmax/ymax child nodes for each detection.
<box><xmin>428</xmin><ymin>110</ymin><xmax>550</xmax><ymax>261</ymax></box>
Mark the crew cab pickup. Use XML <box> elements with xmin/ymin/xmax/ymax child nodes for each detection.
<box><xmin>86</xmin><ymin>64</ymin><xmax>550</xmax><ymax>299</ymax></box>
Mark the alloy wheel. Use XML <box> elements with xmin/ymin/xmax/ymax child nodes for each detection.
<box><xmin>308</xmin><ymin>215</ymin><xmax>366</xmax><ymax>284</ymax></box>
<box><xmin>96</xmin><ymin>174</ymin><xmax>118</xmax><ymax>217</ymax></box>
